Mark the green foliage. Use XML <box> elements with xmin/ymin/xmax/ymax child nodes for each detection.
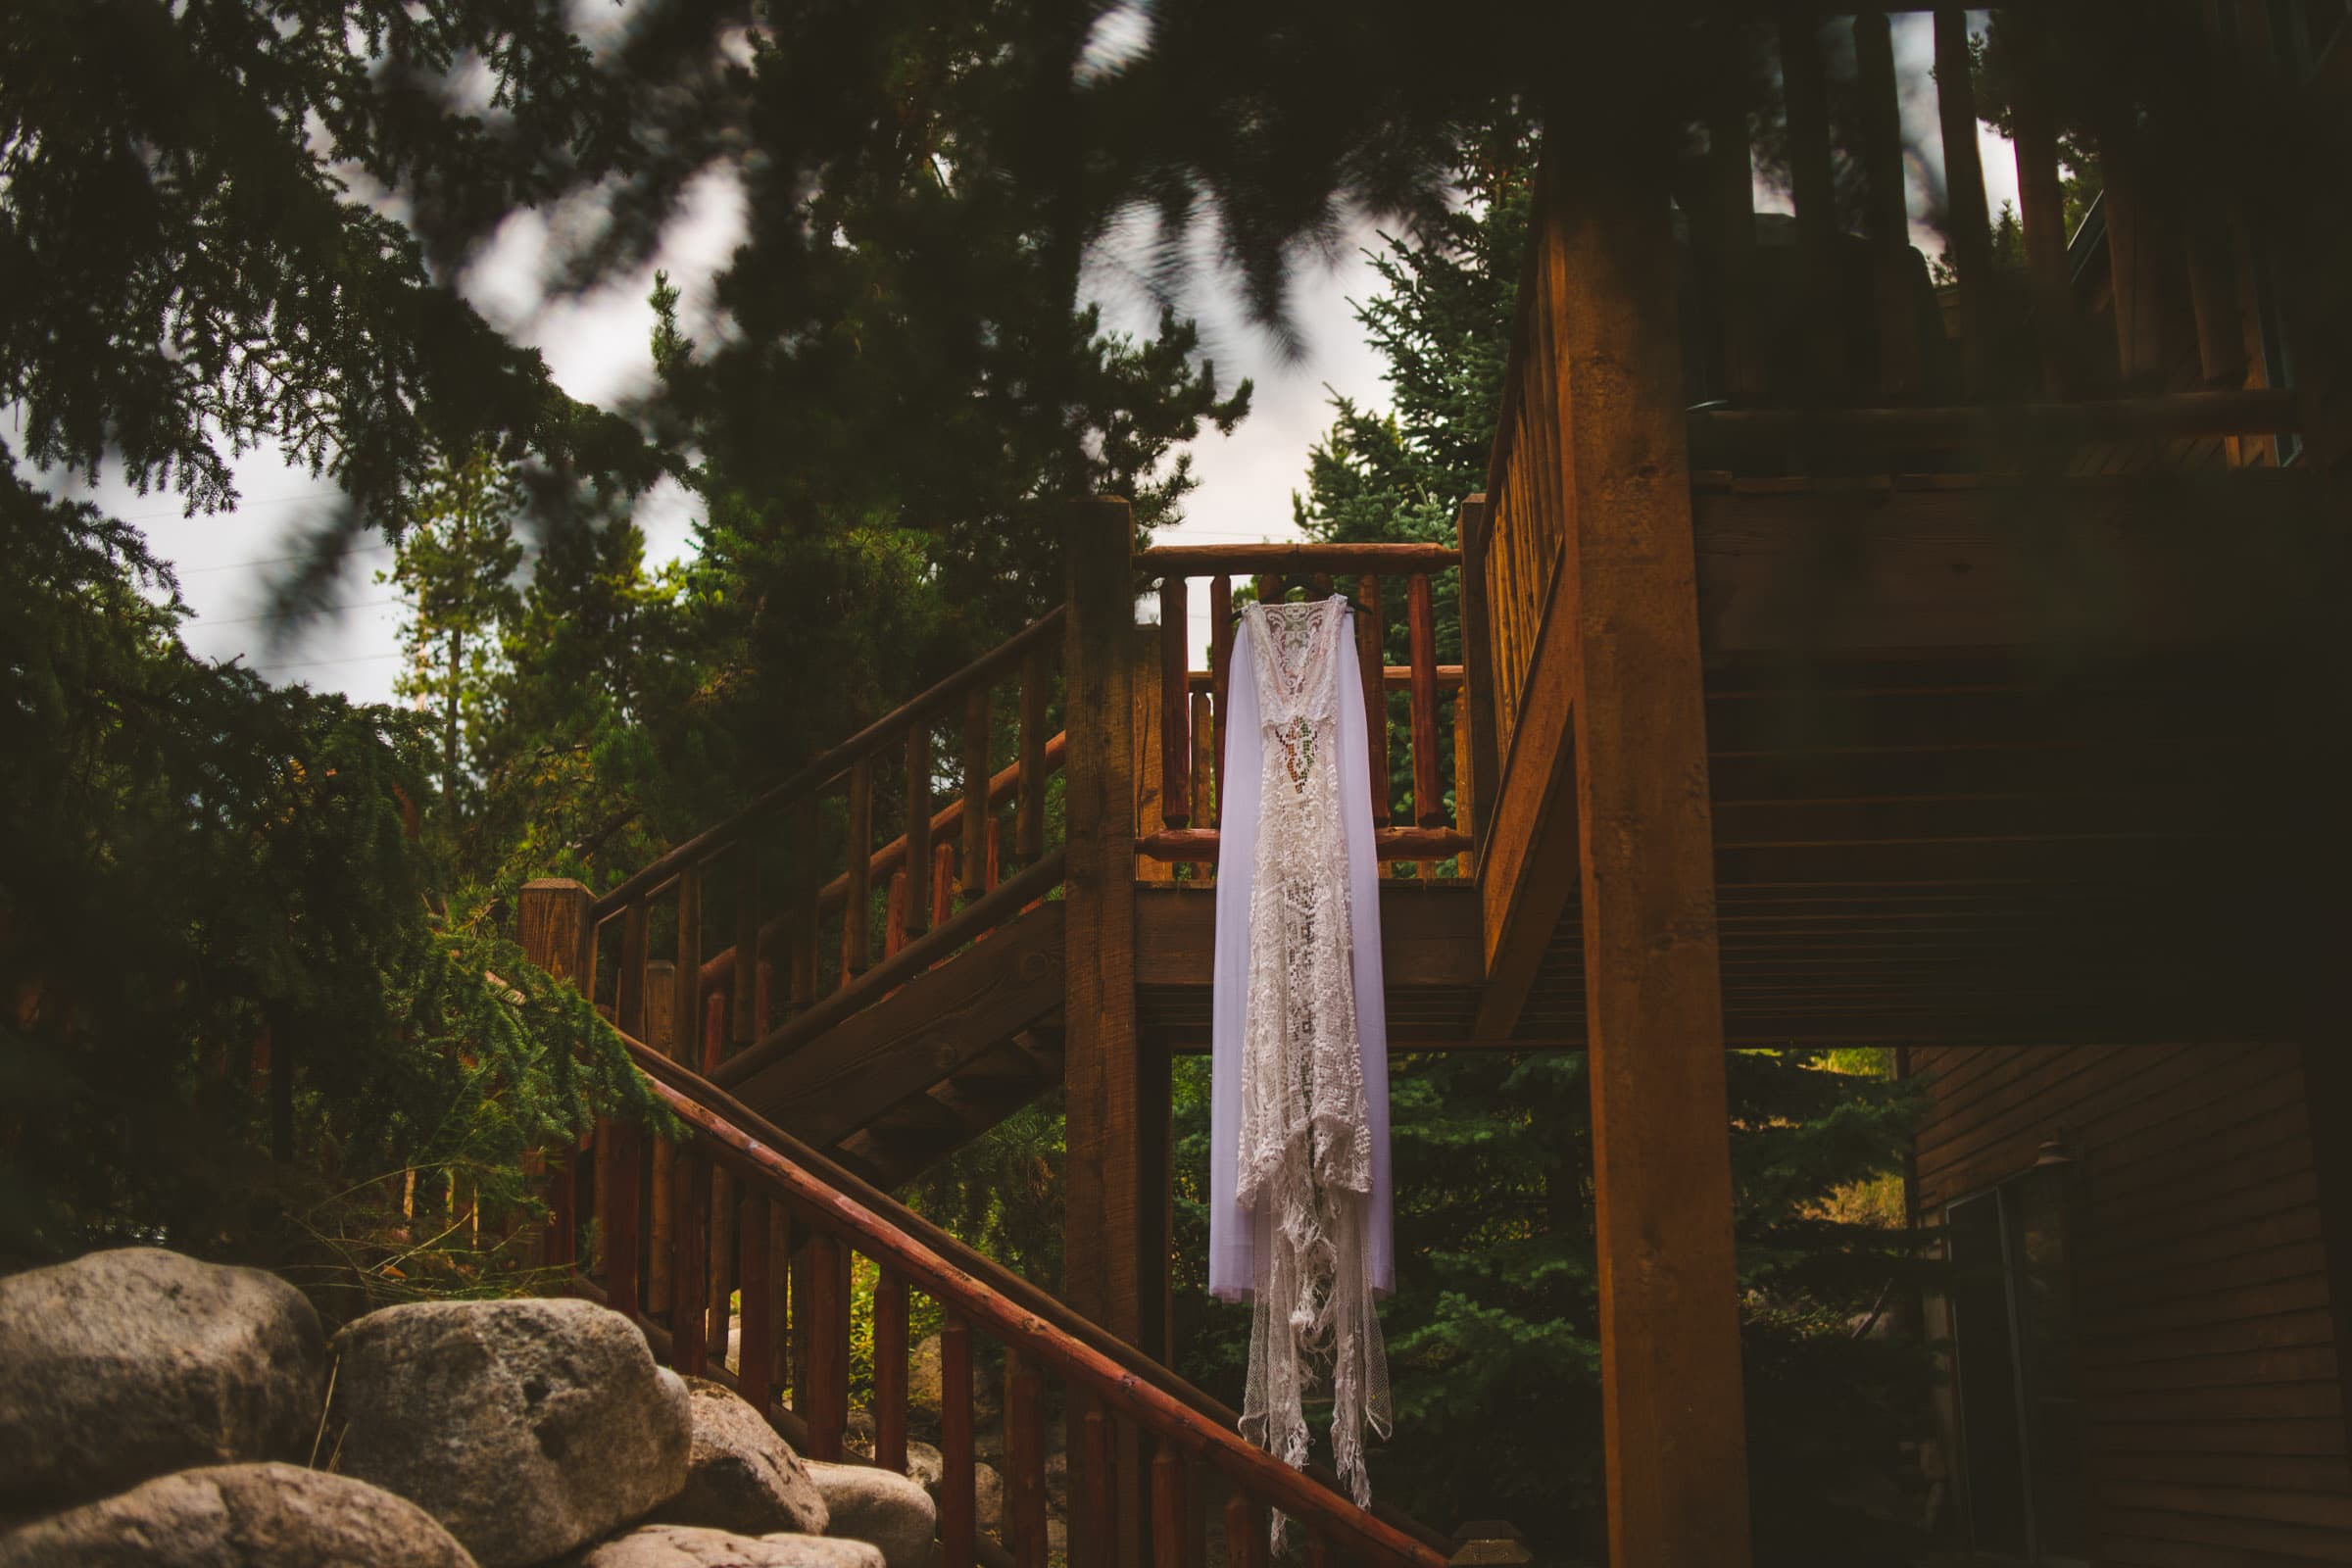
<box><xmin>0</xmin><ymin>465</ymin><xmax>660</xmax><ymax>1288</ymax></box>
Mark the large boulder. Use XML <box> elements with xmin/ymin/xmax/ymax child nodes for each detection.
<box><xmin>804</xmin><ymin>1462</ymin><xmax>936</xmax><ymax>1568</ymax></box>
<box><xmin>330</xmin><ymin>1298</ymin><xmax>690</xmax><ymax>1568</ymax></box>
<box><xmin>0</xmin><ymin>1462</ymin><xmax>475</xmax><ymax>1568</ymax></box>
<box><xmin>570</xmin><ymin>1525</ymin><xmax>884</xmax><ymax>1568</ymax></box>
<box><xmin>0</xmin><ymin>1248</ymin><xmax>326</xmax><ymax>1513</ymax></box>
<box><xmin>652</xmin><ymin>1379</ymin><xmax>828</xmax><ymax>1538</ymax></box>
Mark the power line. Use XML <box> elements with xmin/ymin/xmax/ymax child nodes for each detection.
<box><xmin>178</xmin><ymin>544</ymin><xmax>395</xmax><ymax>575</ymax></box>
<box><xmin>244</xmin><ymin>650</ymin><xmax>407</xmax><ymax>674</ymax></box>
<box><xmin>192</xmin><ymin>596</ymin><xmax>403</xmax><ymax>628</ymax></box>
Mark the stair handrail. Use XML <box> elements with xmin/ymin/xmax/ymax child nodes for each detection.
<box><xmin>592</xmin><ymin>606</ymin><xmax>1065</xmax><ymax>922</ymax></box>
<box><xmin>616</xmin><ymin>1032</ymin><xmax>1451</xmax><ymax>1568</ymax></box>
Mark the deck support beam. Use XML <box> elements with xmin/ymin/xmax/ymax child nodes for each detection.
<box><xmin>1060</xmin><ymin>497</ymin><xmax>1150</xmax><ymax>1568</ymax></box>
<box><xmin>1542</xmin><ymin>138</ymin><xmax>1754</xmax><ymax>1566</ymax></box>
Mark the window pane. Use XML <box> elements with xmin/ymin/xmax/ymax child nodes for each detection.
<box><xmin>1949</xmin><ymin>1193</ymin><xmax>2031</xmax><ymax>1555</ymax></box>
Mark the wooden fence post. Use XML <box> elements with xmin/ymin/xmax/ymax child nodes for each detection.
<box><xmin>1060</xmin><ymin>496</ymin><xmax>1148</xmax><ymax>1568</ymax></box>
<box><xmin>518</xmin><ymin>879</ymin><xmax>593</xmax><ymax>1269</ymax></box>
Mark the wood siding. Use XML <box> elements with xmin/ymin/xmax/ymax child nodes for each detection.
<box><xmin>1909</xmin><ymin>1043</ymin><xmax>2352</xmax><ymax>1564</ymax></box>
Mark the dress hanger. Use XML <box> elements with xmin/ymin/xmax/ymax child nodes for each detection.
<box><xmin>1230</xmin><ymin>578</ymin><xmax>1374</xmax><ymax>623</ymax></box>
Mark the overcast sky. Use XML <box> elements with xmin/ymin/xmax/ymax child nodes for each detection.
<box><xmin>72</xmin><ymin>11</ymin><xmax>2014</xmax><ymax>702</ymax></box>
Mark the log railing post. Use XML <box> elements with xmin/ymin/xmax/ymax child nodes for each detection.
<box><xmin>646</xmin><ymin>957</ymin><xmax>677</xmax><ymax>1316</ymax></box>
<box><xmin>1542</xmin><ymin>121</ymin><xmax>1752</xmax><ymax>1568</ymax></box>
<box><xmin>1406</xmin><ymin>572</ymin><xmax>1442</xmax><ymax>828</ymax></box>
<box><xmin>603</xmin><ymin>900</ymin><xmax>650</xmax><ymax>1317</ymax></box>
<box><xmin>1853</xmin><ymin>9</ymin><xmax>1925</xmax><ymax>400</ymax></box>
<box><xmin>1060</xmin><ymin>496</ymin><xmax>1147</xmax><ymax>1568</ymax></box>
<box><xmin>1159</xmin><ymin>574</ymin><xmax>1192</xmax><ymax>829</ymax></box>
<box><xmin>1006</xmin><ymin>1348</ymin><xmax>1049</xmax><ymax>1568</ymax></box>
<box><xmin>940</xmin><ymin>1315</ymin><xmax>977</xmax><ymax>1568</ymax></box>
<box><xmin>1455</xmin><ymin>499</ymin><xmax>1498</xmax><ymax>848</ymax></box>
<box><xmin>1358</xmin><ymin>574</ymin><xmax>1391</xmax><ymax>827</ymax></box>
<box><xmin>873</xmin><ymin>1268</ymin><xmax>909</xmax><ymax>1473</ymax></box>
<box><xmin>805</xmin><ymin>1231</ymin><xmax>850</xmax><ymax>1460</ymax></box>
<box><xmin>846</xmin><ymin>760</ymin><xmax>874</xmax><ymax>977</ymax></box>
<box><xmin>738</xmin><ymin>1194</ymin><xmax>774</xmax><ymax>1413</ymax></box>
<box><xmin>962</xmin><ymin>688</ymin><xmax>993</xmax><ymax>905</ymax></box>
<box><xmin>1017</xmin><ymin>652</ymin><xmax>1050</xmax><ymax>863</ymax></box>
<box><xmin>905</xmin><ymin>725</ymin><xmax>934</xmax><ymax>941</ymax></box>
<box><xmin>1935</xmin><ymin>6</ymin><xmax>1994</xmax><ymax>394</ymax></box>
<box><xmin>670</xmin><ymin>1149</ymin><xmax>711</xmax><ymax>1376</ymax></box>
<box><xmin>1208</xmin><ymin>575</ymin><xmax>1234</xmax><ymax>826</ymax></box>
<box><xmin>518</xmin><ymin>879</ymin><xmax>592</xmax><ymax>1269</ymax></box>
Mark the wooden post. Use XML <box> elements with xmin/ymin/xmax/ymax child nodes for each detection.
<box><xmin>731</xmin><ymin>847</ymin><xmax>760</xmax><ymax>1056</ymax></box>
<box><xmin>846</xmin><ymin>760</ymin><xmax>874</xmax><ymax>976</ymax></box>
<box><xmin>519</xmin><ymin>879</ymin><xmax>592</xmax><ymax>1268</ymax></box>
<box><xmin>1133</xmin><ymin>624</ymin><xmax>1173</xmax><ymax>885</ymax></box>
<box><xmin>671</xmin><ymin>1150</ymin><xmax>710</xmax><ymax>1376</ymax></box>
<box><xmin>1358</xmin><ymin>574</ymin><xmax>1390</xmax><ymax>827</ymax></box>
<box><xmin>1151</xmin><ymin>1449</ymin><xmax>1187</xmax><ymax>1568</ymax></box>
<box><xmin>1007</xmin><ymin>1349</ymin><xmax>1050</xmax><ymax>1568</ymax></box>
<box><xmin>905</xmin><ymin>724</ymin><xmax>934</xmax><ymax>940</ymax></box>
<box><xmin>1543</xmin><ymin>130</ymin><xmax>1752</xmax><ymax>1567</ymax></box>
<box><xmin>1209</xmin><ymin>575</ymin><xmax>1234</xmax><ymax>825</ymax></box>
<box><xmin>1159</xmin><ymin>573</ymin><xmax>1191</xmax><ymax>829</ymax></box>
<box><xmin>1061</xmin><ymin>497</ymin><xmax>1148</xmax><ymax>1568</ymax></box>
<box><xmin>1935</xmin><ymin>7</ymin><xmax>1993</xmax><ymax>394</ymax></box>
<box><xmin>805</xmin><ymin>1231</ymin><xmax>849</xmax><ymax>1460</ymax></box>
<box><xmin>738</xmin><ymin>1194</ymin><xmax>773</xmax><ymax>1413</ymax></box>
<box><xmin>2005</xmin><ymin>8</ymin><xmax>2075</xmax><ymax>396</ymax></box>
<box><xmin>962</xmin><ymin>687</ymin><xmax>993</xmax><ymax>905</ymax></box>
<box><xmin>1190</xmin><ymin>691</ymin><xmax>1217</xmax><ymax>881</ymax></box>
<box><xmin>1455</xmin><ymin>500</ymin><xmax>1498</xmax><ymax>846</ymax></box>
<box><xmin>873</xmin><ymin>1268</ymin><xmax>909</xmax><ymax>1473</ymax></box>
<box><xmin>646</xmin><ymin>958</ymin><xmax>677</xmax><ymax>1314</ymax></box>
<box><xmin>1406</xmin><ymin>573</ymin><xmax>1442</xmax><ymax>828</ymax></box>
<box><xmin>1853</xmin><ymin>9</ymin><xmax>1924</xmax><ymax>400</ymax></box>
<box><xmin>1017</xmin><ymin>652</ymin><xmax>1049</xmax><ymax>863</ymax></box>
<box><xmin>1780</xmin><ymin>14</ymin><xmax>1847</xmax><ymax>400</ymax></box>
<box><xmin>1706</xmin><ymin>93</ymin><xmax>1762</xmax><ymax>403</ymax></box>
<box><xmin>940</xmin><ymin>1315</ymin><xmax>977</xmax><ymax>1568</ymax></box>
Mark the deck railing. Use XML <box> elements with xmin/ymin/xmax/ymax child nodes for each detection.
<box><xmin>1131</xmin><ymin>542</ymin><xmax>1478</xmax><ymax>874</ymax></box>
<box><xmin>562</xmin><ymin>1030</ymin><xmax>1451</xmax><ymax>1568</ymax></box>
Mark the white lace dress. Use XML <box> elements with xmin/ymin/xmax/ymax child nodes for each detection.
<box><xmin>1207</xmin><ymin>598</ymin><xmax>1395</xmax><ymax>1521</ymax></box>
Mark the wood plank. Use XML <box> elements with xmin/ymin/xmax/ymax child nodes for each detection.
<box><xmin>1018</xmin><ymin>649</ymin><xmax>1049</xmax><ymax>862</ymax></box>
<box><xmin>1456</xmin><ymin>499</ymin><xmax>1499</xmax><ymax>843</ymax></box>
<box><xmin>733</xmin><ymin>902</ymin><xmax>1066</xmax><ymax>1147</ymax></box>
<box><xmin>963</xmin><ymin>688</ymin><xmax>993</xmax><ymax>903</ymax></box>
<box><xmin>1132</xmin><ymin>883</ymin><xmax>1481</xmax><ymax>990</ymax></box>
<box><xmin>1152</xmin><ymin>1448</ymin><xmax>1187</xmax><ymax>1568</ymax></box>
<box><xmin>1533</xmin><ymin>136</ymin><xmax>1750</xmax><ymax>1567</ymax></box>
<box><xmin>846</xmin><ymin>760</ymin><xmax>873</xmax><ymax>976</ymax></box>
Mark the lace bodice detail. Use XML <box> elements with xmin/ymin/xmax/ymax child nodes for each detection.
<box><xmin>1232</xmin><ymin>597</ymin><xmax>1389</xmax><ymax>1526</ymax></box>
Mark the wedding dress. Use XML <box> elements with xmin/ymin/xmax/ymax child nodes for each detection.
<box><xmin>1207</xmin><ymin>597</ymin><xmax>1394</xmax><ymax>1526</ymax></box>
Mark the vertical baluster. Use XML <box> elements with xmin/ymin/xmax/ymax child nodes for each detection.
<box><xmin>873</xmin><ymin>1269</ymin><xmax>909</xmax><ymax>1473</ymax></box>
<box><xmin>805</xmin><ymin>1232</ymin><xmax>849</xmax><ymax>1461</ymax></box>
<box><xmin>1151</xmin><ymin>1449</ymin><xmax>1188</xmax><ymax>1568</ymax></box>
<box><xmin>646</xmin><ymin>957</ymin><xmax>675</xmax><ymax>1316</ymax></box>
<box><xmin>1780</xmin><ymin>13</ymin><xmax>1847</xmax><ymax>399</ymax></box>
<box><xmin>1017</xmin><ymin>651</ymin><xmax>1049</xmax><ymax>863</ymax></box>
<box><xmin>1934</xmin><ymin>6</ymin><xmax>1993</xmax><ymax>393</ymax></box>
<box><xmin>738</xmin><ymin>1193</ymin><xmax>772</xmax><ymax>1414</ymax></box>
<box><xmin>846</xmin><ymin>759</ymin><xmax>873</xmax><ymax>979</ymax></box>
<box><xmin>1223</xmin><ymin>1494</ymin><xmax>1259</xmax><ymax>1568</ymax></box>
<box><xmin>962</xmin><ymin>687</ymin><xmax>992</xmax><ymax>904</ymax></box>
<box><xmin>1407</xmin><ymin>572</ymin><xmax>1442</xmax><ymax>828</ymax></box>
<box><xmin>886</xmin><ymin>870</ymin><xmax>908</xmax><ymax>958</ymax></box>
<box><xmin>674</xmin><ymin>864</ymin><xmax>702</xmax><ymax>1077</ymax></box>
<box><xmin>2004</xmin><ymin>8</ymin><xmax>2075</xmax><ymax>395</ymax></box>
<box><xmin>670</xmin><ymin>1151</ymin><xmax>710</xmax><ymax>1376</ymax></box>
<box><xmin>788</xmin><ymin>801</ymin><xmax>819</xmax><ymax>1014</ymax></box>
<box><xmin>1453</xmin><ymin>682</ymin><xmax>1475</xmax><ymax>877</ymax></box>
<box><xmin>940</xmin><ymin>1316</ymin><xmax>976</xmax><ymax>1568</ymax></box>
<box><xmin>1455</xmin><ymin>499</ymin><xmax>1498</xmax><ymax>842</ymax></box>
<box><xmin>1256</xmin><ymin>572</ymin><xmax>1285</xmax><ymax>606</ymax></box>
<box><xmin>702</xmin><ymin>988</ymin><xmax>727</xmax><ymax>1076</ymax></box>
<box><xmin>932</xmin><ymin>841</ymin><xmax>956</xmax><ymax>927</ymax></box>
<box><xmin>1708</xmin><ymin>84</ymin><xmax>1762</xmax><ymax>402</ymax></box>
<box><xmin>707</xmin><ymin>1169</ymin><xmax>734</xmax><ymax>1368</ymax></box>
<box><xmin>731</xmin><ymin>845</ymin><xmax>760</xmax><ymax>1058</ymax></box>
<box><xmin>756</xmin><ymin>959</ymin><xmax>774</xmax><ymax>1039</ymax></box>
<box><xmin>905</xmin><ymin>723</ymin><xmax>934</xmax><ymax>940</ymax></box>
<box><xmin>1208</xmin><ymin>575</ymin><xmax>1234</xmax><ymax>826</ymax></box>
<box><xmin>1005</xmin><ymin>1349</ymin><xmax>1048</xmax><ymax>1568</ymax></box>
<box><xmin>602</xmin><ymin>900</ymin><xmax>650</xmax><ymax>1317</ymax></box>
<box><xmin>1082</xmin><ymin>1409</ymin><xmax>1117</xmax><ymax>1568</ymax></box>
<box><xmin>1356</xmin><ymin>575</ymin><xmax>1389</xmax><ymax>827</ymax></box>
<box><xmin>1159</xmin><ymin>574</ymin><xmax>1192</xmax><ymax>829</ymax></box>
<box><xmin>767</xmin><ymin>1201</ymin><xmax>790</xmax><ymax>1403</ymax></box>
<box><xmin>1853</xmin><ymin>10</ymin><xmax>1924</xmax><ymax>400</ymax></box>
<box><xmin>1190</xmin><ymin>690</ymin><xmax>1216</xmax><ymax>881</ymax></box>
<box><xmin>790</xmin><ymin>1220</ymin><xmax>811</xmax><ymax>1412</ymax></box>
<box><xmin>986</xmin><ymin>815</ymin><xmax>1002</xmax><ymax>893</ymax></box>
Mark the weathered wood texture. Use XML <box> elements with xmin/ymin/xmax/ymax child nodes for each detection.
<box><xmin>1537</xmin><ymin>142</ymin><xmax>1751</xmax><ymax>1565</ymax></box>
<box><xmin>1907</xmin><ymin>1043</ymin><xmax>2352</xmax><ymax>1564</ymax></box>
<box><xmin>1061</xmin><ymin>498</ymin><xmax>1149</xmax><ymax>1568</ymax></box>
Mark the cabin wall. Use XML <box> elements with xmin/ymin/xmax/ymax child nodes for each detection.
<box><xmin>1907</xmin><ymin>1042</ymin><xmax>2352</xmax><ymax>1564</ymax></box>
